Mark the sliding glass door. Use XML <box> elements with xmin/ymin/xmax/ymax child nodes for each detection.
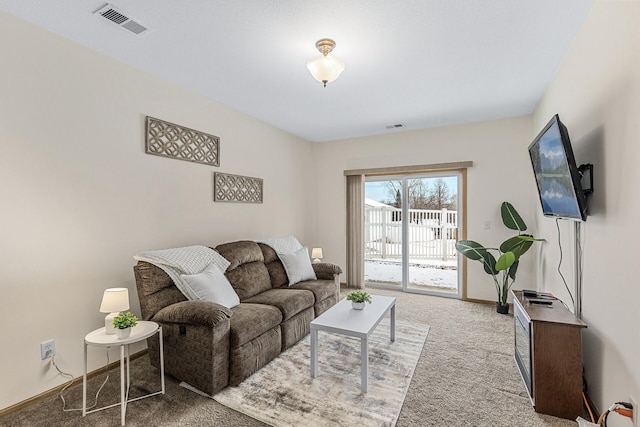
<box><xmin>364</xmin><ymin>179</ymin><xmax>403</xmax><ymax>289</ymax></box>
<box><xmin>364</xmin><ymin>173</ymin><xmax>462</xmax><ymax>297</ymax></box>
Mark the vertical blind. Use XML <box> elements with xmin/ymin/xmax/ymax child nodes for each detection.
<box><xmin>346</xmin><ymin>174</ymin><xmax>365</xmax><ymax>289</ymax></box>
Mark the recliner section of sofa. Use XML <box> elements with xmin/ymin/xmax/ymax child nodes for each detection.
<box><xmin>133</xmin><ymin>239</ymin><xmax>342</xmax><ymax>395</ymax></box>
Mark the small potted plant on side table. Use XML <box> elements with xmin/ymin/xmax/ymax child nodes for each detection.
<box><xmin>346</xmin><ymin>290</ymin><xmax>372</xmax><ymax>310</ymax></box>
<box><xmin>113</xmin><ymin>311</ymin><xmax>138</xmax><ymax>339</ymax></box>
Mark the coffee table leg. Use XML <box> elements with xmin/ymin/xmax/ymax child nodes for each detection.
<box><xmin>390</xmin><ymin>304</ymin><xmax>396</xmax><ymax>342</ymax></box>
<box><xmin>310</xmin><ymin>328</ymin><xmax>318</xmax><ymax>378</ymax></box>
<box><xmin>361</xmin><ymin>337</ymin><xmax>369</xmax><ymax>393</ymax></box>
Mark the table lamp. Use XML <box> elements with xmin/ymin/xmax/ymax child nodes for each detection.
<box><xmin>311</xmin><ymin>247</ymin><xmax>323</xmax><ymax>264</ymax></box>
<box><xmin>100</xmin><ymin>288</ymin><xmax>130</xmax><ymax>334</ymax></box>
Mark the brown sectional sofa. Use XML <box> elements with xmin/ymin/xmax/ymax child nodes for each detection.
<box><xmin>133</xmin><ymin>240</ymin><xmax>342</xmax><ymax>395</ymax></box>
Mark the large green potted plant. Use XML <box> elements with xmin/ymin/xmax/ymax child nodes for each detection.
<box><xmin>455</xmin><ymin>202</ymin><xmax>544</xmax><ymax>314</ymax></box>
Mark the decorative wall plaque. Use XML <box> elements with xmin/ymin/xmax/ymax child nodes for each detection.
<box><xmin>214</xmin><ymin>172</ymin><xmax>263</xmax><ymax>203</ymax></box>
<box><xmin>145</xmin><ymin>116</ymin><xmax>220</xmax><ymax>166</ymax></box>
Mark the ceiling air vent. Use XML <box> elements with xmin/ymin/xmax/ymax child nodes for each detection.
<box><xmin>95</xmin><ymin>4</ymin><xmax>149</xmax><ymax>35</ymax></box>
<box><xmin>385</xmin><ymin>123</ymin><xmax>405</xmax><ymax>130</ymax></box>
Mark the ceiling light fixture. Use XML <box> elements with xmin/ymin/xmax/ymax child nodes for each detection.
<box><xmin>306</xmin><ymin>38</ymin><xmax>345</xmax><ymax>87</ymax></box>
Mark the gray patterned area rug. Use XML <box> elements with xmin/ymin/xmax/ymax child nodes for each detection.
<box><xmin>213</xmin><ymin>318</ymin><xmax>429</xmax><ymax>427</ymax></box>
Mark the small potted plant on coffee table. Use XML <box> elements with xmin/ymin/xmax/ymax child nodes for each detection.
<box><xmin>346</xmin><ymin>290</ymin><xmax>372</xmax><ymax>310</ymax></box>
<box><xmin>113</xmin><ymin>311</ymin><xmax>138</xmax><ymax>339</ymax></box>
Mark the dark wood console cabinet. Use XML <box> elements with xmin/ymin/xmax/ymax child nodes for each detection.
<box><xmin>511</xmin><ymin>290</ymin><xmax>587</xmax><ymax>420</ymax></box>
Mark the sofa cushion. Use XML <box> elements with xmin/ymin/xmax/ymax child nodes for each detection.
<box><xmin>229</xmin><ymin>303</ymin><xmax>282</xmax><ymax>349</ymax></box>
<box><xmin>216</xmin><ymin>241</ymin><xmax>264</xmax><ymax>271</ymax></box>
<box><xmin>225</xmin><ymin>261</ymin><xmax>272</xmax><ymax>300</ymax></box>
<box><xmin>258</xmin><ymin>243</ymin><xmax>289</xmax><ymax>288</ymax></box>
<box><xmin>280</xmin><ymin>307</ymin><xmax>314</xmax><ymax>351</ymax></box>
<box><xmin>288</xmin><ymin>279</ymin><xmax>336</xmax><ymax>303</ymax></box>
<box><xmin>313</xmin><ymin>294</ymin><xmax>339</xmax><ymax>317</ymax></box>
<box><xmin>230</xmin><ymin>326</ymin><xmax>281</xmax><ymax>386</ymax></box>
<box><xmin>258</xmin><ymin>242</ymin><xmax>279</xmax><ymax>263</ymax></box>
<box><xmin>265</xmin><ymin>261</ymin><xmax>288</xmax><ymax>287</ymax></box>
<box><xmin>244</xmin><ymin>289</ymin><xmax>315</xmax><ymax>321</ymax></box>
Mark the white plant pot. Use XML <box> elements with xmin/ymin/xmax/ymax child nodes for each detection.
<box><xmin>351</xmin><ymin>301</ymin><xmax>365</xmax><ymax>310</ymax></box>
<box><xmin>116</xmin><ymin>327</ymin><xmax>132</xmax><ymax>339</ymax></box>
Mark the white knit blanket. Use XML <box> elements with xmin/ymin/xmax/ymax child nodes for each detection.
<box><xmin>256</xmin><ymin>235</ymin><xmax>303</xmax><ymax>254</ymax></box>
<box><xmin>134</xmin><ymin>245</ymin><xmax>231</xmax><ymax>301</ymax></box>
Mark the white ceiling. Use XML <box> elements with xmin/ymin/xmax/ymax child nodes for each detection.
<box><xmin>0</xmin><ymin>0</ymin><xmax>595</xmax><ymax>142</ymax></box>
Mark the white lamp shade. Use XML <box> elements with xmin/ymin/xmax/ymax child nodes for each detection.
<box><xmin>306</xmin><ymin>55</ymin><xmax>345</xmax><ymax>84</ymax></box>
<box><xmin>311</xmin><ymin>247</ymin><xmax>323</xmax><ymax>259</ymax></box>
<box><xmin>100</xmin><ymin>288</ymin><xmax>130</xmax><ymax>313</ymax></box>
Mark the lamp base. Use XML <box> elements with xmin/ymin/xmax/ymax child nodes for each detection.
<box><xmin>313</xmin><ymin>258</ymin><xmax>322</xmax><ymax>264</ymax></box>
<box><xmin>105</xmin><ymin>312</ymin><xmax>119</xmax><ymax>334</ymax></box>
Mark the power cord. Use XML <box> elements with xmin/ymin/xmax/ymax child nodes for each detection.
<box><xmin>576</xmin><ymin>221</ymin><xmax>584</xmax><ymax>306</ymax></box>
<box><xmin>597</xmin><ymin>402</ymin><xmax>633</xmax><ymax>426</ymax></box>
<box><xmin>582</xmin><ymin>391</ymin><xmax>596</xmax><ymax>423</ymax></box>
<box><xmin>556</xmin><ymin>218</ymin><xmax>575</xmax><ymax>307</ymax></box>
<box><xmin>51</xmin><ymin>349</ymin><xmax>111</xmax><ymax>412</ymax></box>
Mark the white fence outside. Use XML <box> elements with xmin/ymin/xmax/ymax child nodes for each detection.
<box><xmin>365</xmin><ymin>206</ymin><xmax>458</xmax><ymax>261</ymax></box>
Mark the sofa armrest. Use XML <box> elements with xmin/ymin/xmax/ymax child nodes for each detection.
<box><xmin>312</xmin><ymin>262</ymin><xmax>343</xmax><ymax>280</ymax></box>
<box><xmin>152</xmin><ymin>300</ymin><xmax>232</xmax><ymax>328</ymax></box>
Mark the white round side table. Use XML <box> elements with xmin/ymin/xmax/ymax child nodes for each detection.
<box><xmin>82</xmin><ymin>320</ymin><xmax>164</xmax><ymax>426</ymax></box>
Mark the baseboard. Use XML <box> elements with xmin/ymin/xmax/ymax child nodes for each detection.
<box><xmin>0</xmin><ymin>349</ymin><xmax>148</xmax><ymax>418</ymax></box>
<box><xmin>463</xmin><ymin>297</ymin><xmax>509</xmax><ymax>307</ymax></box>
<box><xmin>341</xmin><ymin>284</ymin><xmax>499</xmax><ymax>306</ymax></box>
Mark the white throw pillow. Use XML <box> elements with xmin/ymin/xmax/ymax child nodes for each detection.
<box><xmin>278</xmin><ymin>247</ymin><xmax>317</xmax><ymax>286</ymax></box>
<box><xmin>180</xmin><ymin>264</ymin><xmax>240</xmax><ymax>308</ymax></box>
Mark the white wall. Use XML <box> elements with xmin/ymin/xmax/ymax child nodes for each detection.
<box><xmin>312</xmin><ymin>116</ymin><xmax>536</xmax><ymax>302</ymax></box>
<box><xmin>0</xmin><ymin>12</ymin><xmax>313</xmax><ymax>410</ymax></box>
<box><xmin>5</xmin><ymin>0</ymin><xmax>638</xmax><ymax>417</ymax></box>
<box><xmin>533</xmin><ymin>1</ymin><xmax>640</xmax><ymax>421</ymax></box>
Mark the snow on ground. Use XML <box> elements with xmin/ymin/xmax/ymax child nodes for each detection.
<box><xmin>364</xmin><ymin>259</ymin><xmax>458</xmax><ymax>290</ymax></box>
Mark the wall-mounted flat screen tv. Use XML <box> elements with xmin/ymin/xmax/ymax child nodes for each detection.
<box><xmin>528</xmin><ymin>114</ymin><xmax>588</xmax><ymax>221</ymax></box>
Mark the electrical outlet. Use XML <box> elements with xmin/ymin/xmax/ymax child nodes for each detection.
<box><xmin>40</xmin><ymin>339</ymin><xmax>55</xmax><ymax>360</ymax></box>
<box><xmin>630</xmin><ymin>395</ymin><xmax>638</xmax><ymax>427</ymax></box>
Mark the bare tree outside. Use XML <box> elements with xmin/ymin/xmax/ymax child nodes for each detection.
<box><xmin>425</xmin><ymin>178</ymin><xmax>456</xmax><ymax>210</ymax></box>
<box><xmin>383</xmin><ymin>181</ymin><xmax>403</xmax><ymax>208</ymax></box>
<box><xmin>384</xmin><ymin>178</ymin><xmax>456</xmax><ymax>210</ymax></box>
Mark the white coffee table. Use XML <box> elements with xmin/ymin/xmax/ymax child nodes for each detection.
<box><xmin>83</xmin><ymin>320</ymin><xmax>165</xmax><ymax>426</ymax></box>
<box><xmin>310</xmin><ymin>295</ymin><xmax>396</xmax><ymax>392</ymax></box>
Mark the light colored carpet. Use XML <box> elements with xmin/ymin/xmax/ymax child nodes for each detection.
<box><xmin>0</xmin><ymin>288</ymin><xmax>580</xmax><ymax>426</ymax></box>
<box><xmin>213</xmin><ymin>318</ymin><xmax>428</xmax><ymax>427</ymax></box>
